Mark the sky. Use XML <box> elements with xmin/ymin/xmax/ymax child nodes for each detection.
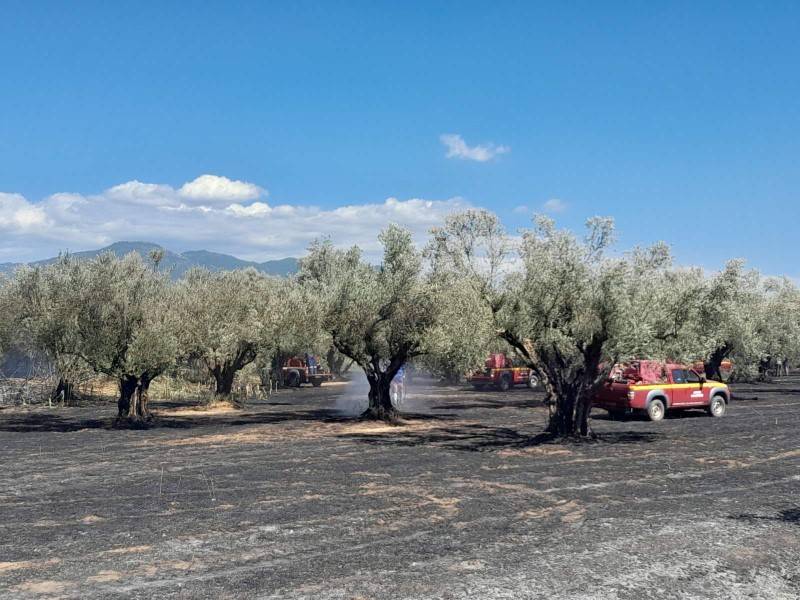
<box><xmin>1</xmin><ymin>2</ymin><xmax>799</xmax><ymax>274</ymax></box>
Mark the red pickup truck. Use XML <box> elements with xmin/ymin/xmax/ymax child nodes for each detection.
<box><xmin>282</xmin><ymin>355</ymin><xmax>334</xmax><ymax>388</ymax></box>
<box><xmin>467</xmin><ymin>353</ymin><xmax>538</xmax><ymax>391</ymax></box>
<box><xmin>593</xmin><ymin>360</ymin><xmax>730</xmax><ymax>421</ymax></box>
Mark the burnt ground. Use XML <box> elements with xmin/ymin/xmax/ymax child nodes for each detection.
<box><xmin>0</xmin><ymin>378</ymin><xmax>798</xmax><ymax>600</ymax></box>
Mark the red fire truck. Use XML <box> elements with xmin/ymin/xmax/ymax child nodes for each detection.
<box><xmin>593</xmin><ymin>360</ymin><xmax>730</xmax><ymax>421</ymax></box>
<box><xmin>281</xmin><ymin>355</ymin><xmax>334</xmax><ymax>387</ymax></box>
<box><xmin>467</xmin><ymin>353</ymin><xmax>538</xmax><ymax>391</ymax></box>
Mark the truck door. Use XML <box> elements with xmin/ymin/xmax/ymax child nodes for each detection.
<box><xmin>684</xmin><ymin>369</ymin><xmax>706</xmax><ymax>405</ymax></box>
<box><xmin>670</xmin><ymin>368</ymin><xmax>691</xmax><ymax>406</ymax></box>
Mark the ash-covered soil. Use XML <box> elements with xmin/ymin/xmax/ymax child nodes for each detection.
<box><xmin>1</xmin><ymin>378</ymin><xmax>798</xmax><ymax>599</ymax></box>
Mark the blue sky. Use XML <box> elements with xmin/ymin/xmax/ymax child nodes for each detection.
<box><xmin>1</xmin><ymin>2</ymin><xmax>799</xmax><ymax>275</ymax></box>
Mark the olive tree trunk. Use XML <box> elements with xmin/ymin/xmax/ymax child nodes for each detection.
<box><xmin>51</xmin><ymin>378</ymin><xmax>76</xmax><ymax>405</ymax></box>
<box><xmin>208</xmin><ymin>344</ymin><xmax>258</xmax><ymax>400</ymax></box>
<box><xmin>117</xmin><ymin>373</ymin><xmax>156</xmax><ymax>422</ymax></box>
<box><xmin>704</xmin><ymin>345</ymin><xmax>730</xmax><ymax>382</ymax></box>
<box><xmin>363</xmin><ymin>371</ymin><xmax>396</xmax><ymax>420</ymax></box>
<box><xmin>501</xmin><ymin>330</ymin><xmax>606</xmax><ymax>438</ymax></box>
<box><xmin>212</xmin><ymin>364</ymin><xmax>237</xmax><ymax>397</ymax></box>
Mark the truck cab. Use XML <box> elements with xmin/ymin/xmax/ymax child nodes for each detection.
<box><xmin>466</xmin><ymin>353</ymin><xmax>538</xmax><ymax>392</ymax></box>
<box><xmin>594</xmin><ymin>360</ymin><xmax>730</xmax><ymax>421</ymax></box>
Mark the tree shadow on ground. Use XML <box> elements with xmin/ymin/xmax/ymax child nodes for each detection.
<box><xmin>728</xmin><ymin>508</ymin><xmax>800</xmax><ymax>526</ymax></box>
<box><xmin>591</xmin><ymin>409</ymin><xmax>712</xmax><ymax>422</ymax></box>
<box><xmin>430</xmin><ymin>396</ymin><xmax>546</xmax><ymax>411</ymax></box>
<box><xmin>734</xmin><ymin>388</ymin><xmax>800</xmax><ymax>397</ymax></box>
<box><xmin>343</xmin><ymin>421</ymin><xmax>662</xmax><ymax>452</ymax></box>
<box><xmin>0</xmin><ymin>407</ymin><xmax>459</xmax><ymax>433</ymax></box>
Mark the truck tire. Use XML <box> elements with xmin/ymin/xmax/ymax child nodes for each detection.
<box><xmin>311</xmin><ymin>379</ymin><xmax>322</xmax><ymax>387</ymax></box>
<box><xmin>707</xmin><ymin>394</ymin><xmax>726</xmax><ymax>417</ymax></box>
<box><xmin>646</xmin><ymin>398</ymin><xmax>666</xmax><ymax>422</ymax></box>
<box><xmin>287</xmin><ymin>370</ymin><xmax>301</xmax><ymax>388</ymax></box>
<box><xmin>527</xmin><ymin>373</ymin><xmax>539</xmax><ymax>389</ymax></box>
<box><xmin>497</xmin><ymin>373</ymin><xmax>512</xmax><ymax>392</ymax></box>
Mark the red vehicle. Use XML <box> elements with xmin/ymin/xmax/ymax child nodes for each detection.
<box><xmin>282</xmin><ymin>355</ymin><xmax>333</xmax><ymax>388</ymax></box>
<box><xmin>467</xmin><ymin>353</ymin><xmax>538</xmax><ymax>392</ymax></box>
<box><xmin>593</xmin><ymin>360</ymin><xmax>730</xmax><ymax>421</ymax></box>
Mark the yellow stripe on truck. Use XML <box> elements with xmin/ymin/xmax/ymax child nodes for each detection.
<box><xmin>630</xmin><ymin>382</ymin><xmax>726</xmax><ymax>391</ymax></box>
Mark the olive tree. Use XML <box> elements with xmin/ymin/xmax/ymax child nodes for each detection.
<box><xmin>299</xmin><ymin>227</ymin><xmax>440</xmax><ymax>420</ymax></box>
<box><xmin>417</xmin><ymin>275</ymin><xmax>496</xmax><ymax>382</ymax></box>
<box><xmin>267</xmin><ymin>277</ymin><xmax>328</xmax><ymax>386</ymax></box>
<box><xmin>324</xmin><ymin>345</ymin><xmax>354</xmax><ymax>379</ymax></box>
<box><xmin>5</xmin><ymin>258</ymin><xmax>89</xmax><ymax>403</ymax></box>
<box><xmin>0</xmin><ymin>275</ymin><xmax>11</xmax><ymax>363</ymax></box>
<box><xmin>612</xmin><ymin>249</ymin><xmax>709</xmax><ymax>364</ymax></box>
<box><xmin>696</xmin><ymin>260</ymin><xmax>766</xmax><ymax>381</ymax></box>
<box><xmin>72</xmin><ymin>252</ymin><xmax>178</xmax><ymax>421</ymax></box>
<box><xmin>432</xmin><ymin>210</ymin><xmax>676</xmax><ymax>437</ymax></box>
<box><xmin>757</xmin><ymin>277</ymin><xmax>800</xmax><ymax>377</ymax></box>
<box><xmin>176</xmin><ymin>268</ymin><xmax>279</xmax><ymax>399</ymax></box>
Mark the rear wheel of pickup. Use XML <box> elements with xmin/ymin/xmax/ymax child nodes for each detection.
<box><xmin>646</xmin><ymin>398</ymin><xmax>666</xmax><ymax>422</ymax></box>
<box><xmin>497</xmin><ymin>373</ymin><xmax>512</xmax><ymax>392</ymax></box>
<box><xmin>707</xmin><ymin>395</ymin><xmax>726</xmax><ymax>417</ymax></box>
<box><xmin>527</xmin><ymin>373</ymin><xmax>539</xmax><ymax>389</ymax></box>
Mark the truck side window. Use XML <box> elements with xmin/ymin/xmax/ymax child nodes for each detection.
<box><xmin>671</xmin><ymin>369</ymin><xmax>687</xmax><ymax>384</ymax></box>
<box><xmin>686</xmin><ymin>370</ymin><xmax>701</xmax><ymax>383</ymax></box>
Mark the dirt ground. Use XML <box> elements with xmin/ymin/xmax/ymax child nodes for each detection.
<box><xmin>1</xmin><ymin>377</ymin><xmax>798</xmax><ymax>599</ymax></box>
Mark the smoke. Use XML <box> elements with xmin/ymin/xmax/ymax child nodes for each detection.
<box><xmin>331</xmin><ymin>370</ymin><xmax>370</xmax><ymax>416</ymax></box>
<box><xmin>330</xmin><ymin>369</ymin><xmax>435</xmax><ymax>416</ymax></box>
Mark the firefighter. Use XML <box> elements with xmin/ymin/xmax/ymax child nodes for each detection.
<box><xmin>306</xmin><ymin>353</ymin><xmax>317</xmax><ymax>376</ymax></box>
<box><xmin>391</xmin><ymin>365</ymin><xmax>406</xmax><ymax>407</ymax></box>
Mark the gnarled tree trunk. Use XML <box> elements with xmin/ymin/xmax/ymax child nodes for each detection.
<box><xmin>212</xmin><ymin>364</ymin><xmax>237</xmax><ymax>398</ymax></box>
<box><xmin>117</xmin><ymin>375</ymin><xmax>139</xmax><ymax>417</ymax></box>
<box><xmin>137</xmin><ymin>374</ymin><xmax>152</xmax><ymax>417</ymax></box>
<box><xmin>208</xmin><ymin>344</ymin><xmax>258</xmax><ymax>400</ymax></box>
<box><xmin>116</xmin><ymin>373</ymin><xmax>156</xmax><ymax>423</ymax></box>
<box><xmin>704</xmin><ymin>345</ymin><xmax>730</xmax><ymax>382</ymax></box>
<box><xmin>501</xmin><ymin>330</ymin><xmax>605</xmax><ymax>439</ymax></box>
<box><xmin>363</xmin><ymin>371</ymin><xmax>396</xmax><ymax>421</ymax></box>
<box><xmin>52</xmin><ymin>378</ymin><xmax>75</xmax><ymax>406</ymax></box>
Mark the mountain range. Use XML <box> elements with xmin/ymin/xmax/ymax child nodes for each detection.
<box><xmin>0</xmin><ymin>242</ymin><xmax>299</xmax><ymax>279</ymax></box>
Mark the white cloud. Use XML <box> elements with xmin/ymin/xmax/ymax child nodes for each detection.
<box><xmin>542</xmin><ymin>198</ymin><xmax>567</xmax><ymax>213</ymax></box>
<box><xmin>0</xmin><ymin>176</ymin><xmax>471</xmax><ymax>263</ymax></box>
<box><xmin>225</xmin><ymin>202</ymin><xmax>272</xmax><ymax>217</ymax></box>
<box><xmin>105</xmin><ymin>181</ymin><xmax>179</xmax><ymax>207</ymax></box>
<box><xmin>0</xmin><ymin>192</ymin><xmax>48</xmax><ymax>230</ymax></box>
<box><xmin>512</xmin><ymin>205</ymin><xmax>529</xmax><ymax>215</ymax></box>
<box><xmin>178</xmin><ymin>174</ymin><xmax>263</xmax><ymax>204</ymax></box>
<box><xmin>440</xmin><ymin>134</ymin><xmax>509</xmax><ymax>162</ymax></box>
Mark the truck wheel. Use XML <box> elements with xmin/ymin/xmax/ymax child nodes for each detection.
<box><xmin>497</xmin><ymin>374</ymin><xmax>512</xmax><ymax>392</ymax></box>
<box><xmin>527</xmin><ymin>373</ymin><xmax>539</xmax><ymax>389</ymax></box>
<box><xmin>646</xmin><ymin>398</ymin><xmax>666</xmax><ymax>422</ymax></box>
<box><xmin>311</xmin><ymin>380</ymin><xmax>322</xmax><ymax>387</ymax></box>
<box><xmin>707</xmin><ymin>395</ymin><xmax>726</xmax><ymax>417</ymax></box>
<box><xmin>287</xmin><ymin>370</ymin><xmax>301</xmax><ymax>388</ymax></box>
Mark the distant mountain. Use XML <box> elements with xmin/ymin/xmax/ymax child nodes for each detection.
<box><xmin>0</xmin><ymin>242</ymin><xmax>299</xmax><ymax>279</ymax></box>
